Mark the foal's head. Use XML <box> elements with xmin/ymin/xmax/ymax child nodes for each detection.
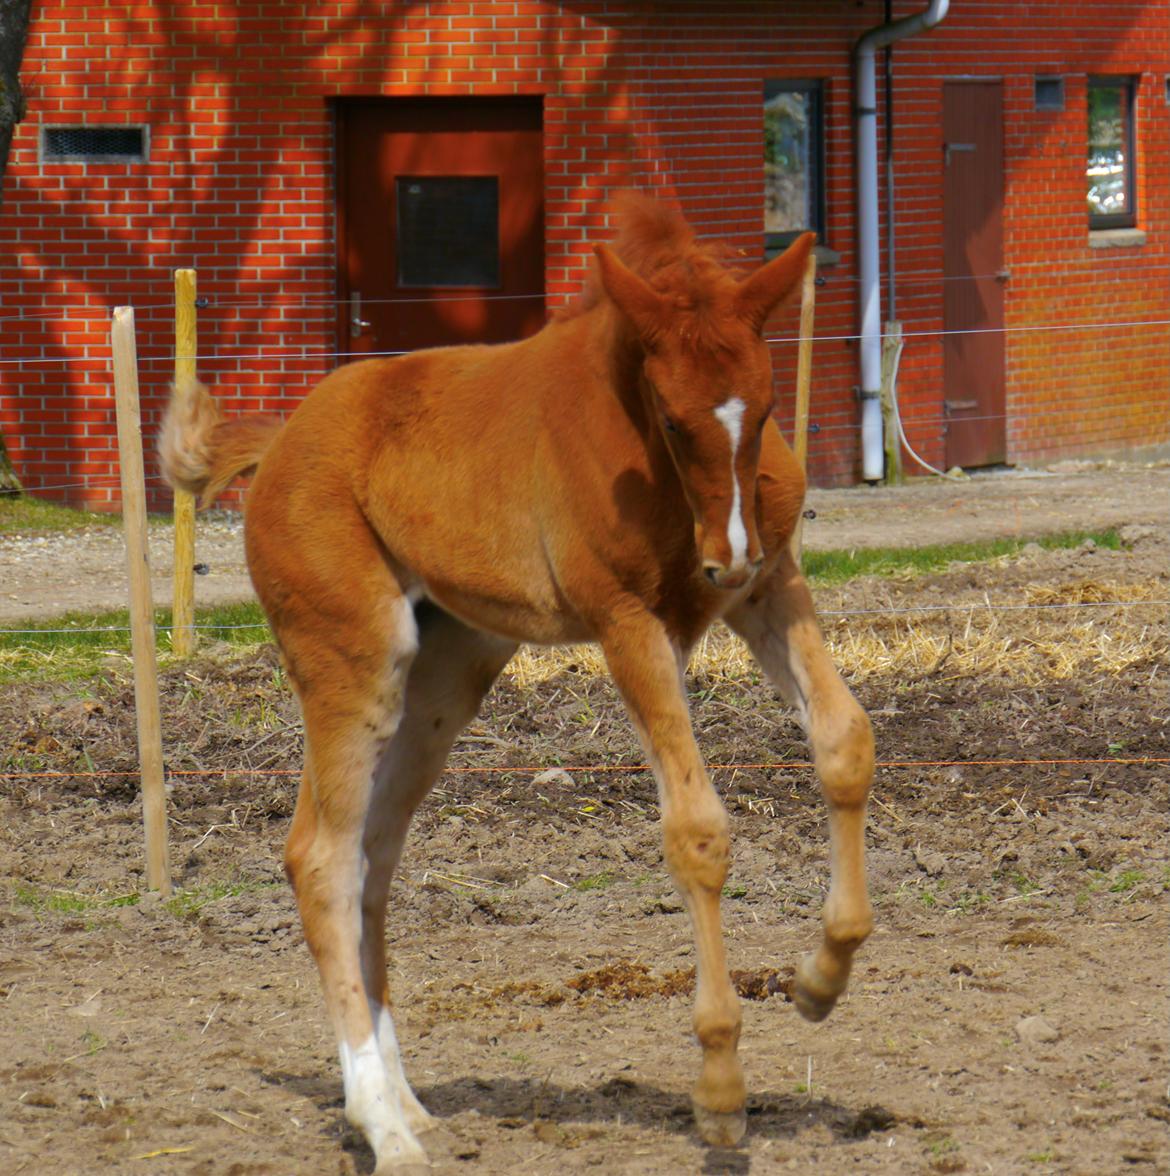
<box><xmin>594</xmin><ymin>221</ymin><xmax>814</xmax><ymax>589</ymax></box>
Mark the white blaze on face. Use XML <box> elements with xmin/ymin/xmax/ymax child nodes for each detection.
<box><xmin>713</xmin><ymin>397</ymin><xmax>748</xmax><ymax>568</ymax></box>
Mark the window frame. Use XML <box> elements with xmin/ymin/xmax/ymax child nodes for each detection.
<box><xmin>1033</xmin><ymin>75</ymin><xmax>1065</xmax><ymax>112</ymax></box>
<box><xmin>763</xmin><ymin>79</ymin><xmax>826</xmax><ymax>252</ymax></box>
<box><xmin>1087</xmin><ymin>75</ymin><xmax>1137</xmax><ymax>231</ymax></box>
<box><xmin>40</xmin><ymin>124</ymin><xmax>149</xmax><ymax>164</ymax></box>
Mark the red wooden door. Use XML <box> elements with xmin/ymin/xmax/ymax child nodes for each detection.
<box><xmin>337</xmin><ymin>97</ymin><xmax>545</xmax><ymax>355</ymax></box>
<box><xmin>943</xmin><ymin>81</ymin><xmax>1007</xmax><ymax>469</ymax></box>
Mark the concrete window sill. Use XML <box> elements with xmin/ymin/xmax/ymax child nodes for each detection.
<box><xmin>1088</xmin><ymin>228</ymin><xmax>1147</xmax><ymax>249</ymax></box>
<box><xmin>763</xmin><ymin>242</ymin><xmax>841</xmax><ymax>266</ymax></box>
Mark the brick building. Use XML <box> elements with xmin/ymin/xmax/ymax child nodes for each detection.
<box><xmin>1</xmin><ymin>1</ymin><xmax>1166</xmax><ymax>508</ymax></box>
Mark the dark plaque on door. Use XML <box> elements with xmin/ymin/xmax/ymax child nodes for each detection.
<box><xmin>396</xmin><ymin>176</ymin><xmax>500</xmax><ymax>288</ymax></box>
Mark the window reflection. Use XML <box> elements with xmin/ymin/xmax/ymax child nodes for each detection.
<box><xmin>764</xmin><ymin>81</ymin><xmax>824</xmax><ymax>246</ymax></box>
<box><xmin>1087</xmin><ymin>79</ymin><xmax>1136</xmax><ymax>228</ymax></box>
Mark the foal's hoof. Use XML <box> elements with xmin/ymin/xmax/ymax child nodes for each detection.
<box><xmin>693</xmin><ymin>1102</ymin><xmax>747</xmax><ymax>1147</ymax></box>
<box><xmin>373</xmin><ymin>1158</ymin><xmax>430</xmax><ymax>1176</ymax></box>
<box><xmin>792</xmin><ymin>955</ymin><xmax>840</xmax><ymax>1023</ymax></box>
<box><xmin>371</xmin><ymin>1136</ymin><xmax>431</xmax><ymax>1175</ymax></box>
<box><xmin>405</xmin><ymin>1104</ymin><xmax>439</xmax><ymax>1135</ymax></box>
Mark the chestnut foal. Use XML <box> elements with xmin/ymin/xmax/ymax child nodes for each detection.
<box><xmin>161</xmin><ymin>195</ymin><xmax>873</xmax><ymax>1173</ymax></box>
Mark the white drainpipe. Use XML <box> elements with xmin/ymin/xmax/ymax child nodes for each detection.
<box><xmin>854</xmin><ymin>0</ymin><xmax>949</xmax><ymax>481</ymax></box>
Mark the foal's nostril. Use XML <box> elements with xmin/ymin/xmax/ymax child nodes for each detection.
<box><xmin>704</xmin><ymin>565</ymin><xmax>721</xmax><ymax>585</ymax></box>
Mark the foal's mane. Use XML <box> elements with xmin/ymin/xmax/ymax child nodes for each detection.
<box><xmin>560</xmin><ymin>192</ymin><xmax>746</xmax><ymax>353</ymax></box>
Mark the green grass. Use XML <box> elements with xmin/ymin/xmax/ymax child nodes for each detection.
<box><xmin>1108</xmin><ymin>868</ymin><xmax>1146</xmax><ymax>893</ymax></box>
<box><xmin>926</xmin><ymin>1135</ymin><xmax>961</xmax><ymax>1157</ymax></box>
<box><xmin>9</xmin><ymin>878</ymin><xmax>277</xmax><ymax>924</ymax></box>
<box><xmin>0</xmin><ymin>601</ymin><xmax>271</xmax><ymax>684</ymax></box>
<box><xmin>12</xmin><ymin>882</ymin><xmax>140</xmax><ymax>916</ymax></box>
<box><xmin>0</xmin><ymin>495</ymin><xmax>119</xmax><ymax>535</ymax></box>
<box><xmin>1025</xmin><ymin>1149</ymin><xmax>1057</xmax><ymax>1164</ymax></box>
<box><xmin>802</xmin><ymin>528</ymin><xmax>1121</xmax><ymax>586</ymax></box>
<box><xmin>164</xmin><ymin>879</ymin><xmax>258</xmax><ymax>920</ymax></box>
<box><xmin>888</xmin><ymin>878</ymin><xmax>990</xmax><ymax>916</ymax></box>
<box><xmin>1008</xmin><ymin>871</ymin><xmax>1042</xmax><ymax>896</ymax></box>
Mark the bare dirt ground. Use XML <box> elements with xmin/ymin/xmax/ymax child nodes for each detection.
<box><xmin>1</xmin><ymin>463</ymin><xmax>1168</xmax><ymax>1175</ymax></box>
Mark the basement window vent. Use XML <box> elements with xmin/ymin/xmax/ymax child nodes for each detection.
<box><xmin>1034</xmin><ymin>77</ymin><xmax>1065</xmax><ymax>112</ymax></box>
<box><xmin>42</xmin><ymin>125</ymin><xmax>147</xmax><ymax>162</ymax></box>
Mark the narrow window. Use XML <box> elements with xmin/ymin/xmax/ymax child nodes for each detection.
<box><xmin>42</xmin><ymin>126</ymin><xmax>148</xmax><ymax>163</ymax></box>
<box><xmin>1087</xmin><ymin>77</ymin><xmax>1137</xmax><ymax>229</ymax></box>
<box><xmin>1034</xmin><ymin>76</ymin><xmax>1064</xmax><ymax>112</ymax></box>
<box><xmin>764</xmin><ymin>80</ymin><xmax>825</xmax><ymax>250</ymax></box>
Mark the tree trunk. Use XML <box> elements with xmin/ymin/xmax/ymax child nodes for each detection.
<box><xmin>0</xmin><ymin>0</ymin><xmax>33</xmax><ymax>494</ymax></box>
<box><xmin>0</xmin><ymin>0</ymin><xmax>32</xmax><ymax>194</ymax></box>
<box><xmin>0</xmin><ymin>431</ymin><xmax>20</xmax><ymax>494</ymax></box>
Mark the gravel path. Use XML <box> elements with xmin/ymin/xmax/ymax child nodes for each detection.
<box><xmin>1</xmin><ymin>461</ymin><xmax>1166</xmax><ymax>623</ymax></box>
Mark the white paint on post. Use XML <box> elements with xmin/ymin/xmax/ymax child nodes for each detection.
<box><xmin>112</xmin><ymin>305</ymin><xmax>172</xmax><ymax>896</ymax></box>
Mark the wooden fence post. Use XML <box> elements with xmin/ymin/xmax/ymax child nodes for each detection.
<box><xmin>789</xmin><ymin>252</ymin><xmax>818</xmax><ymax>563</ymax></box>
<box><xmin>172</xmin><ymin>269</ymin><xmax>198</xmax><ymax>656</ymax></box>
<box><xmin>881</xmin><ymin>321</ymin><xmax>904</xmax><ymax>486</ymax></box>
<box><xmin>112</xmin><ymin>306</ymin><xmax>172</xmax><ymax>897</ymax></box>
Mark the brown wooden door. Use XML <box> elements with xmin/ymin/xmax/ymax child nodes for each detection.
<box><xmin>337</xmin><ymin>97</ymin><xmax>545</xmax><ymax>355</ymax></box>
<box><xmin>943</xmin><ymin>81</ymin><xmax>1006</xmax><ymax>469</ymax></box>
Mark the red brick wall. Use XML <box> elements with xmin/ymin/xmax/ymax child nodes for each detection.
<box><xmin>1</xmin><ymin>1</ymin><xmax>1166</xmax><ymax>509</ymax></box>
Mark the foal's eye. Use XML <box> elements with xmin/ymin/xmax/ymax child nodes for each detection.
<box><xmin>662</xmin><ymin>415</ymin><xmax>679</xmax><ymax>435</ymax></box>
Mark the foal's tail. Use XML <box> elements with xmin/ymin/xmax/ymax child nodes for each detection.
<box><xmin>159</xmin><ymin>377</ymin><xmax>283</xmax><ymax>507</ymax></box>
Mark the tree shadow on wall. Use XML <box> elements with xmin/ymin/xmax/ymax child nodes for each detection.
<box><xmin>5</xmin><ymin>0</ymin><xmax>638</xmax><ymax>508</ymax></box>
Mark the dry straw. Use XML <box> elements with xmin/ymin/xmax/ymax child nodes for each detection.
<box><xmin>502</xmin><ymin>578</ymin><xmax>1166</xmax><ymax>693</ymax></box>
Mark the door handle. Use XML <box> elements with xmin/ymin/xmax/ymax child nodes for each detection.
<box><xmin>350</xmin><ymin>292</ymin><xmax>373</xmax><ymax>339</ymax></box>
<box><xmin>944</xmin><ymin>142</ymin><xmax>976</xmax><ymax>166</ymax></box>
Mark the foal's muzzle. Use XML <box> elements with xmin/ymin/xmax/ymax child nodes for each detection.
<box><xmin>703</xmin><ymin>558</ymin><xmax>763</xmax><ymax>590</ymax></box>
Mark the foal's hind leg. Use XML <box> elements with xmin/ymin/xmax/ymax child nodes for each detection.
<box><xmin>727</xmin><ymin>552</ymin><xmax>874</xmax><ymax>1020</ymax></box>
<box><xmin>273</xmin><ymin>576</ymin><xmax>426</xmax><ymax>1172</ymax></box>
<box><xmin>602</xmin><ymin>619</ymin><xmax>746</xmax><ymax>1146</ymax></box>
<box><xmin>358</xmin><ymin>603</ymin><xmax>516</xmax><ymax>1134</ymax></box>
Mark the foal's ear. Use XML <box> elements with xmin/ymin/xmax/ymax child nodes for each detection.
<box><xmin>594</xmin><ymin>244</ymin><xmax>667</xmax><ymax>343</ymax></box>
<box><xmin>735</xmin><ymin>231</ymin><xmax>816</xmax><ymax>333</ymax></box>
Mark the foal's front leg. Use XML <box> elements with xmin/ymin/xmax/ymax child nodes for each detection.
<box><xmin>602</xmin><ymin>620</ymin><xmax>746</xmax><ymax>1146</ymax></box>
<box><xmin>727</xmin><ymin>552</ymin><xmax>874</xmax><ymax>1020</ymax></box>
